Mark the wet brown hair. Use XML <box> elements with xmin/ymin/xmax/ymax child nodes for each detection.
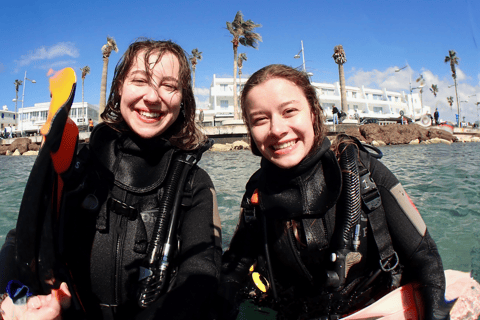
<box><xmin>101</xmin><ymin>38</ymin><xmax>206</xmax><ymax>149</ymax></box>
<box><xmin>240</xmin><ymin>64</ymin><xmax>327</xmax><ymax>156</ymax></box>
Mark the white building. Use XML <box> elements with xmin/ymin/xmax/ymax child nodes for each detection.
<box><xmin>205</xmin><ymin>74</ymin><xmax>248</xmax><ymax>126</ymax></box>
<box><xmin>206</xmin><ymin>75</ymin><xmax>431</xmax><ymax>125</ymax></box>
<box><xmin>17</xmin><ymin>102</ymin><xmax>99</xmax><ymax>136</ymax></box>
<box><xmin>1</xmin><ymin>105</ymin><xmax>17</xmax><ymax>133</ymax></box>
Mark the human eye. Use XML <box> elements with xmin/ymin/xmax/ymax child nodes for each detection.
<box><xmin>163</xmin><ymin>82</ymin><xmax>178</xmax><ymax>92</ymax></box>
<box><xmin>129</xmin><ymin>74</ymin><xmax>148</xmax><ymax>85</ymax></box>
<box><xmin>250</xmin><ymin>115</ymin><xmax>268</xmax><ymax>126</ymax></box>
<box><xmin>283</xmin><ymin>107</ymin><xmax>299</xmax><ymax>117</ymax></box>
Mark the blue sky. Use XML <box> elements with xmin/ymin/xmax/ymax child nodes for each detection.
<box><xmin>1</xmin><ymin>0</ymin><xmax>479</xmax><ymax>122</ymax></box>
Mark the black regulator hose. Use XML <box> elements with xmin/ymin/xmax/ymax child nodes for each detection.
<box><xmin>338</xmin><ymin>143</ymin><xmax>362</xmax><ymax>248</ymax></box>
<box><xmin>137</xmin><ymin>140</ymin><xmax>212</xmax><ymax>308</ymax></box>
<box><xmin>326</xmin><ymin>143</ymin><xmax>363</xmax><ymax>288</ymax></box>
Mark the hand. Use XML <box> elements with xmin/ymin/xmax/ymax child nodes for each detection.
<box><xmin>1</xmin><ymin>282</ymin><xmax>71</xmax><ymax>320</ymax></box>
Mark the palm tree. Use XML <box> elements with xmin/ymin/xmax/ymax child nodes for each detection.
<box><xmin>416</xmin><ymin>74</ymin><xmax>425</xmax><ymax>114</ymax></box>
<box><xmin>80</xmin><ymin>66</ymin><xmax>91</xmax><ymax>107</ymax></box>
<box><xmin>332</xmin><ymin>45</ymin><xmax>347</xmax><ymax>113</ymax></box>
<box><xmin>444</xmin><ymin>50</ymin><xmax>460</xmax><ymax>123</ymax></box>
<box><xmin>99</xmin><ymin>36</ymin><xmax>118</xmax><ymax>121</ymax></box>
<box><xmin>237</xmin><ymin>53</ymin><xmax>247</xmax><ymax>98</ymax></box>
<box><xmin>447</xmin><ymin>96</ymin><xmax>454</xmax><ymax>109</ymax></box>
<box><xmin>430</xmin><ymin>84</ymin><xmax>438</xmax><ymax>97</ymax></box>
<box><xmin>189</xmin><ymin>48</ymin><xmax>202</xmax><ymax>93</ymax></box>
<box><xmin>14</xmin><ymin>79</ymin><xmax>23</xmax><ymax>114</ymax></box>
<box><xmin>226</xmin><ymin>11</ymin><xmax>262</xmax><ymax>119</ymax></box>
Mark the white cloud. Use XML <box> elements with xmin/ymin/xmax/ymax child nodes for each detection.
<box><xmin>194</xmin><ymin>87</ymin><xmax>210</xmax><ymax>96</ymax></box>
<box><xmin>347</xmin><ymin>66</ymin><xmax>480</xmax><ymax>122</ymax></box>
<box><xmin>15</xmin><ymin>42</ymin><xmax>79</xmax><ymax>67</ymax></box>
<box><xmin>37</xmin><ymin>60</ymin><xmax>78</xmax><ymax>70</ymax></box>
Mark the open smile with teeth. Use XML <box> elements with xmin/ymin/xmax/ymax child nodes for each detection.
<box><xmin>138</xmin><ymin>110</ymin><xmax>162</xmax><ymax>119</ymax></box>
<box><xmin>272</xmin><ymin>140</ymin><xmax>296</xmax><ymax>151</ymax></box>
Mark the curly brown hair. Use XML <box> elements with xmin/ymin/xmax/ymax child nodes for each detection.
<box><xmin>240</xmin><ymin>64</ymin><xmax>327</xmax><ymax>156</ymax></box>
<box><xmin>101</xmin><ymin>38</ymin><xmax>206</xmax><ymax>150</ymax></box>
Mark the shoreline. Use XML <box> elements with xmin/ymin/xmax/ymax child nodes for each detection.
<box><xmin>1</xmin><ymin>123</ymin><xmax>479</xmax><ymax>155</ymax></box>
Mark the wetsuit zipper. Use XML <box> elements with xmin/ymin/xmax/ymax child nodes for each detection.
<box><xmin>114</xmin><ymin>215</ymin><xmax>127</xmax><ymax>307</ymax></box>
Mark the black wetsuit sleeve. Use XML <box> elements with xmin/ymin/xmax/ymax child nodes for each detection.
<box><xmin>219</xmin><ymin>191</ymin><xmax>263</xmax><ymax>319</ymax></box>
<box><xmin>136</xmin><ymin>167</ymin><xmax>222</xmax><ymax>320</ymax></box>
<box><xmin>366</xmin><ymin>154</ymin><xmax>451</xmax><ymax>320</ymax></box>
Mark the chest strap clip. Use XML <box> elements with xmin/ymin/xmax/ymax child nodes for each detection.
<box><xmin>109</xmin><ymin>198</ymin><xmax>138</xmax><ymax>220</ymax></box>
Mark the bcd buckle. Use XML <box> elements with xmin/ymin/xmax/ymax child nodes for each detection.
<box><xmin>379</xmin><ymin>252</ymin><xmax>399</xmax><ymax>272</ymax></box>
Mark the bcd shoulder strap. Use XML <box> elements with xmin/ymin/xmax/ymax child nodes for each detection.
<box><xmin>357</xmin><ymin>154</ymin><xmax>399</xmax><ymax>274</ymax></box>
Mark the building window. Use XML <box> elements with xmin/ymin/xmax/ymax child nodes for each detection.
<box><xmin>373</xmin><ymin>106</ymin><xmax>383</xmax><ymax>113</ymax></box>
<box><xmin>220</xmin><ymin>84</ymin><xmax>228</xmax><ymax>91</ymax></box>
<box><xmin>373</xmin><ymin>94</ymin><xmax>382</xmax><ymax>101</ymax></box>
<box><xmin>352</xmin><ymin>92</ymin><xmax>357</xmax><ymax>98</ymax></box>
<box><xmin>388</xmin><ymin>96</ymin><xmax>392</xmax><ymax>101</ymax></box>
<box><xmin>220</xmin><ymin>100</ymin><xmax>229</xmax><ymax>109</ymax></box>
<box><xmin>353</xmin><ymin>105</ymin><xmax>359</xmax><ymax>111</ymax></box>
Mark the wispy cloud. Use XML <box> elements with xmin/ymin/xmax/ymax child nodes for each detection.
<box><xmin>37</xmin><ymin>60</ymin><xmax>77</xmax><ymax>71</ymax></box>
<box><xmin>194</xmin><ymin>87</ymin><xmax>210</xmax><ymax>96</ymax></box>
<box><xmin>347</xmin><ymin>66</ymin><xmax>480</xmax><ymax>121</ymax></box>
<box><xmin>15</xmin><ymin>42</ymin><xmax>79</xmax><ymax>67</ymax></box>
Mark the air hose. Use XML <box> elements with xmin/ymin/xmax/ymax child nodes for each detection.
<box><xmin>338</xmin><ymin>143</ymin><xmax>362</xmax><ymax>249</ymax></box>
<box><xmin>137</xmin><ymin>150</ymin><xmax>200</xmax><ymax>308</ymax></box>
<box><xmin>326</xmin><ymin>143</ymin><xmax>362</xmax><ymax>288</ymax></box>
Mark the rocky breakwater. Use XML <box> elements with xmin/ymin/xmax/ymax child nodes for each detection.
<box><xmin>343</xmin><ymin>123</ymin><xmax>464</xmax><ymax>146</ymax></box>
<box><xmin>0</xmin><ymin>138</ymin><xmax>40</xmax><ymax>156</ymax></box>
<box><xmin>209</xmin><ymin>140</ymin><xmax>250</xmax><ymax>152</ymax></box>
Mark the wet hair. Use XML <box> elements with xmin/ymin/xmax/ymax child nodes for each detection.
<box><xmin>102</xmin><ymin>38</ymin><xmax>206</xmax><ymax>150</ymax></box>
<box><xmin>240</xmin><ymin>64</ymin><xmax>326</xmax><ymax>156</ymax></box>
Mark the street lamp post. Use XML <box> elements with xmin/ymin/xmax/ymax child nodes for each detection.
<box><xmin>294</xmin><ymin>40</ymin><xmax>313</xmax><ymax>80</ymax></box>
<box><xmin>395</xmin><ymin>64</ymin><xmax>424</xmax><ymax>123</ymax></box>
<box><xmin>459</xmin><ymin>99</ymin><xmax>468</xmax><ymax>127</ymax></box>
<box><xmin>20</xmin><ymin>71</ymin><xmax>36</xmax><ymax>137</ymax></box>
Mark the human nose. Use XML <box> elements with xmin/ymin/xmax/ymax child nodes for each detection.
<box><xmin>270</xmin><ymin>115</ymin><xmax>288</xmax><ymax>137</ymax></box>
<box><xmin>143</xmin><ymin>85</ymin><xmax>161</xmax><ymax>104</ymax></box>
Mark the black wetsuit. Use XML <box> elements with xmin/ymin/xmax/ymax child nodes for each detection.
<box><xmin>0</xmin><ymin>124</ymin><xmax>222</xmax><ymax>320</ymax></box>
<box><xmin>221</xmin><ymin>138</ymin><xmax>448</xmax><ymax>320</ymax></box>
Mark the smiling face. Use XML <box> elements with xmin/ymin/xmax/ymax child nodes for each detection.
<box><xmin>119</xmin><ymin>51</ymin><xmax>182</xmax><ymax>139</ymax></box>
<box><xmin>245</xmin><ymin>77</ymin><xmax>315</xmax><ymax>169</ymax></box>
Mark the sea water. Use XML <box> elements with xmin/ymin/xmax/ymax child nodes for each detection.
<box><xmin>1</xmin><ymin>142</ymin><xmax>480</xmax><ymax>280</ymax></box>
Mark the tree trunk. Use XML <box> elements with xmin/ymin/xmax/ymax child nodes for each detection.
<box><xmin>82</xmin><ymin>77</ymin><xmax>85</xmax><ymax>106</ymax></box>
<box><xmin>339</xmin><ymin>64</ymin><xmax>347</xmax><ymax>113</ymax></box>
<box><xmin>99</xmin><ymin>56</ymin><xmax>109</xmax><ymax>122</ymax></box>
<box><xmin>192</xmin><ymin>66</ymin><xmax>196</xmax><ymax>94</ymax></box>
<box><xmin>454</xmin><ymin>77</ymin><xmax>460</xmax><ymax>125</ymax></box>
<box><xmin>233</xmin><ymin>43</ymin><xmax>239</xmax><ymax>120</ymax></box>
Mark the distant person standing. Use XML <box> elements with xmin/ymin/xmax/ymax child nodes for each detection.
<box><xmin>199</xmin><ymin>109</ymin><xmax>204</xmax><ymax>126</ymax></box>
<box><xmin>332</xmin><ymin>104</ymin><xmax>339</xmax><ymax>125</ymax></box>
<box><xmin>88</xmin><ymin>118</ymin><xmax>94</xmax><ymax>132</ymax></box>
<box><xmin>434</xmin><ymin>108</ymin><xmax>439</xmax><ymax>125</ymax></box>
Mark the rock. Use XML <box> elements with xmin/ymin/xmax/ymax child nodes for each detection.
<box><xmin>12</xmin><ymin>149</ymin><xmax>21</xmax><ymax>156</ymax></box>
<box><xmin>22</xmin><ymin>150</ymin><xmax>39</xmax><ymax>156</ymax></box>
<box><xmin>28</xmin><ymin>143</ymin><xmax>41</xmax><ymax>151</ymax></box>
<box><xmin>371</xmin><ymin>140</ymin><xmax>386</xmax><ymax>146</ymax></box>
<box><xmin>345</xmin><ymin>124</ymin><xmax>456</xmax><ymax>145</ymax></box>
<box><xmin>6</xmin><ymin>150</ymin><xmax>12</xmax><ymax>156</ymax></box>
<box><xmin>0</xmin><ymin>145</ymin><xmax>9</xmax><ymax>155</ymax></box>
<box><xmin>231</xmin><ymin>140</ymin><xmax>250</xmax><ymax>150</ymax></box>
<box><xmin>9</xmin><ymin>138</ymin><xmax>31</xmax><ymax>155</ymax></box>
<box><xmin>409</xmin><ymin>139</ymin><xmax>420</xmax><ymax>145</ymax></box>
<box><xmin>471</xmin><ymin>137</ymin><xmax>480</xmax><ymax>142</ymax></box>
<box><xmin>210</xmin><ymin>143</ymin><xmax>232</xmax><ymax>152</ymax></box>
